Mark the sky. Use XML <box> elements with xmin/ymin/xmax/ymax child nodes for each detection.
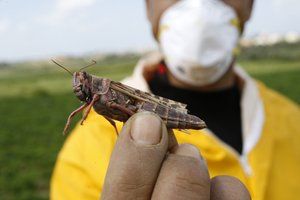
<box><xmin>0</xmin><ymin>0</ymin><xmax>299</xmax><ymax>62</ymax></box>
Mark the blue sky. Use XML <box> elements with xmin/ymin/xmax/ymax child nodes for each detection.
<box><xmin>0</xmin><ymin>0</ymin><xmax>299</xmax><ymax>62</ymax></box>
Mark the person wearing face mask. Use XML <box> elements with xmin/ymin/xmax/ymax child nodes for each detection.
<box><xmin>51</xmin><ymin>0</ymin><xmax>300</xmax><ymax>199</ymax></box>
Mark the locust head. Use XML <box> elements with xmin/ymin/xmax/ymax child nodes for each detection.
<box><xmin>73</xmin><ymin>71</ymin><xmax>93</xmax><ymax>103</ymax></box>
<box><xmin>52</xmin><ymin>59</ymin><xmax>98</xmax><ymax>135</ymax></box>
<box><xmin>52</xmin><ymin>59</ymin><xmax>96</xmax><ymax>103</ymax></box>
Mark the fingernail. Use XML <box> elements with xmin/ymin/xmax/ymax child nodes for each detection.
<box><xmin>131</xmin><ymin>113</ymin><xmax>162</xmax><ymax>145</ymax></box>
<box><xmin>173</xmin><ymin>144</ymin><xmax>201</xmax><ymax>159</ymax></box>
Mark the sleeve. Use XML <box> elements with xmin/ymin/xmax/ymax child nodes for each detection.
<box><xmin>50</xmin><ymin>111</ymin><xmax>119</xmax><ymax>200</ymax></box>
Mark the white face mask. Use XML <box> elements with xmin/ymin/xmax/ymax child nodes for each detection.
<box><xmin>158</xmin><ymin>0</ymin><xmax>240</xmax><ymax>86</ymax></box>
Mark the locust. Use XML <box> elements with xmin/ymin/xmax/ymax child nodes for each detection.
<box><xmin>52</xmin><ymin>60</ymin><xmax>207</xmax><ymax>135</ymax></box>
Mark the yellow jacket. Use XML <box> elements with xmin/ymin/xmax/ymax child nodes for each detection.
<box><xmin>51</xmin><ymin>57</ymin><xmax>300</xmax><ymax>200</ymax></box>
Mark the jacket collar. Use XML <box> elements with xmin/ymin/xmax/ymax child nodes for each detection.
<box><xmin>234</xmin><ymin>67</ymin><xmax>265</xmax><ymax>175</ymax></box>
<box><xmin>122</xmin><ymin>53</ymin><xmax>265</xmax><ymax>176</ymax></box>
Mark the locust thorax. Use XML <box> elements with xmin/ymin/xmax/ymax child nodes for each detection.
<box><xmin>73</xmin><ymin>71</ymin><xmax>93</xmax><ymax>102</ymax></box>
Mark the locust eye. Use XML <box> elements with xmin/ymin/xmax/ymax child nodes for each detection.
<box><xmin>76</xmin><ymin>91</ymin><xmax>87</xmax><ymax>102</ymax></box>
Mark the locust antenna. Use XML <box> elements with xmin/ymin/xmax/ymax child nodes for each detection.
<box><xmin>79</xmin><ymin>60</ymin><xmax>97</xmax><ymax>71</ymax></box>
<box><xmin>51</xmin><ymin>59</ymin><xmax>73</xmax><ymax>76</ymax></box>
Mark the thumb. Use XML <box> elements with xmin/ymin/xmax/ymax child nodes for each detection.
<box><xmin>101</xmin><ymin>112</ymin><xmax>169</xmax><ymax>200</ymax></box>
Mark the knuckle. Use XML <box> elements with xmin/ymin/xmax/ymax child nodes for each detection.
<box><xmin>174</xmin><ymin>176</ymin><xmax>208</xmax><ymax>192</ymax></box>
<box><xmin>116</xmin><ymin>181</ymin><xmax>152</xmax><ymax>193</ymax></box>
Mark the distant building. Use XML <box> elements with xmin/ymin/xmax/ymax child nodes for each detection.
<box><xmin>240</xmin><ymin>32</ymin><xmax>300</xmax><ymax>47</ymax></box>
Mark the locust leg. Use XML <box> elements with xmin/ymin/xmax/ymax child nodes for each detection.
<box><xmin>104</xmin><ymin>101</ymin><xmax>136</xmax><ymax>136</ymax></box>
<box><xmin>103</xmin><ymin>116</ymin><xmax>119</xmax><ymax>136</ymax></box>
<box><xmin>106</xmin><ymin>102</ymin><xmax>135</xmax><ymax>116</ymax></box>
<box><xmin>80</xmin><ymin>94</ymin><xmax>100</xmax><ymax>125</ymax></box>
<box><xmin>63</xmin><ymin>102</ymin><xmax>89</xmax><ymax>135</ymax></box>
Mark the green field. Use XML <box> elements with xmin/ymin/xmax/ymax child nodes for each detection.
<box><xmin>0</xmin><ymin>44</ymin><xmax>300</xmax><ymax>199</ymax></box>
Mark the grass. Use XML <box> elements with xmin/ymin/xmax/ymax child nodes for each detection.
<box><xmin>0</xmin><ymin>46</ymin><xmax>300</xmax><ymax>199</ymax></box>
<box><xmin>239</xmin><ymin>58</ymin><xmax>300</xmax><ymax>104</ymax></box>
<box><xmin>0</xmin><ymin>93</ymin><xmax>69</xmax><ymax>199</ymax></box>
<box><xmin>0</xmin><ymin>55</ymin><xmax>138</xmax><ymax>200</ymax></box>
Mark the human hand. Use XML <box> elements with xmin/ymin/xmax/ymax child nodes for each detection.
<box><xmin>101</xmin><ymin>112</ymin><xmax>251</xmax><ymax>200</ymax></box>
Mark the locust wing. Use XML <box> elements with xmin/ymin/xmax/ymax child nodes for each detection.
<box><xmin>110</xmin><ymin>81</ymin><xmax>188</xmax><ymax>113</ymax></box>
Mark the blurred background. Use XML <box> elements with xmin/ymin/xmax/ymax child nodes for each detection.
<box><xmin>0</xmin><ymin>0</ymin><xmax>299</xmax><ymax>199</ymax></box>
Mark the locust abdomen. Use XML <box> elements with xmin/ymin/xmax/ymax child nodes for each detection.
<box><xmin>136</xmin><ymin>101</ymin><xmax>206</xmax><ymax>130</ymax></box>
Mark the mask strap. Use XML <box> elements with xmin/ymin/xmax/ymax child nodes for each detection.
<box><xmin>230</xmin><ymin>18</ymin><xmax>242</xmax><ymax>56</ymax></box>
<box><xmin>157</xmin><ymin>25</ymin><xmax>169</xmax><ymax>42</ymax></box>
<box><xmin>230</xmin><ymin>18</ymin><xmax>242</xmax><ymax>34</ymax></box>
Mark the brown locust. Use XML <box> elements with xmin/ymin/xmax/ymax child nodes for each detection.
<box><xmin>52</xmin><ymin>60</ymin><xmax>207</xmax><ymax>135</ymax></box>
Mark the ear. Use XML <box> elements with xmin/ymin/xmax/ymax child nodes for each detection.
<box><xmin>222</xmin><ymin>0</ymin><xmax>254</xmax><ymax>32</ymax></box>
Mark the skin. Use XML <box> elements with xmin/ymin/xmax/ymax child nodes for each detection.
<box><xmin>101</xmin><ymin>112</ymin><xmax>251</xmax><ymax>200</ymax></box>
<box><xmin>101</xmin><ymin>0</ymin><xmax>254</xmax><ymax>199</ymax></box>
